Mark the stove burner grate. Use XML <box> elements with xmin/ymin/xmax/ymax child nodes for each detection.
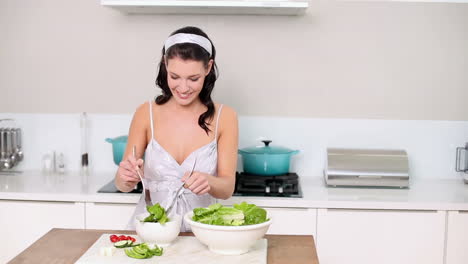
<box><xmin>233</xmin><ymin>172</ymin><xmax>302</xmax><ymax>198</ymax></box>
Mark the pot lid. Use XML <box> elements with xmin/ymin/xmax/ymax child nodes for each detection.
<box><xmin>239</xmin><ymin>140</ymin><xmax>297</xmax><ymax>155</ymax></box>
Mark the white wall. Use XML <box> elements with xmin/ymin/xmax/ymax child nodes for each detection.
<box><xmin>1</xmin><ymin>1</ymin><xmax>467</xmax><ymax>181</ymax></box>
<box><xmin>1</xmin><ymin>113</ymin><xmax>467</xmax><ymax>182</ymax></box>
<box><xmin>1</xmin><ymin>0</ymin><xmax>468</xmax><ymax>120</ymax></box>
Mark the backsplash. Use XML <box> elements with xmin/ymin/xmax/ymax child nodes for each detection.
<box><xmin>1</xmin><ymin>113</ymin><xmax>467</xmax><ymax>181</ymax></box>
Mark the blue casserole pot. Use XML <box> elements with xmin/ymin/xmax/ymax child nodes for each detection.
<box><xmin>238</xmin><ymin>140</ymin><xmax>299</xmax><ymax>176</ymax></box>
<box><xmin>105</xmin><ymin>135</ymin><xmax>128</xmax><ymax>165</ymax></box>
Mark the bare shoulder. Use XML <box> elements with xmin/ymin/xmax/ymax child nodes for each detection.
<box><xmin>131</xmin><ymin>101</ymin><xmax>151</xmax><ymax>126</ymax></box>
<box><xmin>218</xmin><ymin>104</ymin><xmax>238</xmax><ymax>121</ymax></box>
<box><xmin>216</xmin><ymin>104</ymin><xmax>238</xmax><ymax>136</ymax></box>
<box><xmin>136</xmin><ymin>101</ymin><xmax>150</xmax><ymax>115</ymax></box>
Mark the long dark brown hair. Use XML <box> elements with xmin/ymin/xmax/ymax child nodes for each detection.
<box><xmin>155</xmin><ymin>26</ymin><xmax>218</xmax><ymax>134</ymax></box>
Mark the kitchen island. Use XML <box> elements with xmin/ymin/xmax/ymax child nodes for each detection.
<box><xmin>8</xmin><ymin>228</ymin><xmax>319</xmax><ymax>264</ymax></box>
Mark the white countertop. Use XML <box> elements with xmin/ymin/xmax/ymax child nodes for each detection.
<box><xmin>1</xmin><ymin>171</ymin><xmax>468</xmax><ymax>211</ymax></box>
<box><xmin>0</xmin><ymin>171</ymin><xmax>139</xmax><ymax>204</ymax></box>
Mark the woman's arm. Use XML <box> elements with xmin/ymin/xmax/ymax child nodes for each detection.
<box><xmin>114</xmin><ymin>103</ymin><xmax>149</xmax><ymax>192</ymax></box>
<box><xmin>183</xmin><ymin>105</ymin><xmax>239</xmax><ymax>199</ymax></box>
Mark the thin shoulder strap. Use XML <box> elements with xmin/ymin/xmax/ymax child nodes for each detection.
<box><xmin>149</xmin><ymin>100</ymin><xmax>155</xmax><ymax>139</ymax></box>
<box><xmin>214</xmin><ymin>104</ymin><xmax>224</xmax><ymax>141</ymax></box>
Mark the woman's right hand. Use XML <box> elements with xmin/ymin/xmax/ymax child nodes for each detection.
<box><xmin>116</xmin><ymin>155</ymin><xmax>144</xmax><ymax>191</ymax></box>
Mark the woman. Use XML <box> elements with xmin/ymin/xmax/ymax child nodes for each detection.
<box><xmin>114</xmin><ymin>26</ymin><xmax>238</xmax><ymax>231</ymax></box>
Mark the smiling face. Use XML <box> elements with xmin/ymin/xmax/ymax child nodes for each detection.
<box><xmin>166</xmin><ymin>56</ymin><xmax>213</xmax><ymax>106</ymax></box>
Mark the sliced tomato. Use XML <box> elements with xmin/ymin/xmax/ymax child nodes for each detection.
<box><xmin>109</xmin><ymin>235</ymin><xmax>118</xmax><ymax>242</ymax></box>
<box><xmin>129</xmin><ymin>237</ymin><xmax>136</xmax><ymax>242</ymax></box>
<box><xmin>118</xmin><ymin>235</ymin><xmax>127</xmax><ymax>241</ymax></box>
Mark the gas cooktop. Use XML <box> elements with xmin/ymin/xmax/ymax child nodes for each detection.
<box><xmin>233</xmin><ymin>172</ymin><xmax>302</xmax><ymax>198</ymax></box>
<box><xmin>98</xmin><ymin>180</ymin><xmax>143</xmax><ymax>193</ymax></box>
<box><xmin>98</xmin><ymin>172</ymin><xmax>303</xmax><ymax>198</ymax></box>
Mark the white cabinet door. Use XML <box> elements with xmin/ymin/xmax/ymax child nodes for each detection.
<box><xmin>316</xmin><ymin>208</ymin><xmax>445</xmax><ymax>264</ymax></box>
<box><xmin>85</xmin><ymin>202</ymin><xmax>136</xmax><ymax>230</ymax></box>
<box><xmin>0</xmin><ymin>200</ymin><xmax>85</xmax><ymax>263</ymax></box>
<box><xmin>264</xmin><ymin>207</ymin><xmax>316</xmax><ymax>237</ymax></box>
<box><xmin>446</xmin><ymin>210</ymin><xmax>468</xmax><ymax>264</ymax></box>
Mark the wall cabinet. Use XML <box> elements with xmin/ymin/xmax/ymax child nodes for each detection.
<box><xmin>85</xmin><ymin>202</ymin><xmax>136</xmax><ymax>230</ymax></box>
<box><xmin>0</xmin><ymin>200</ymin><xmax>85</xmax><ymax>263</ymax></box>
<box><xmin>316</xmin><ymin>208</ymin><xmax>446</xmax><ymax>264</ymax></box>
<box><xmin>446</xmin><ymin>210</ymin><xmax>468</xmax><ymax>264</ymax></box>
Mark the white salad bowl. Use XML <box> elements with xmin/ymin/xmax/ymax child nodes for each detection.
<box><xmin>184</xmin><ymin>211</ymin><xmax>272</xmax><ymax>255</ymax></box>
<box><xmin>135</xmin><ymin>213</ymin><xmax>182</xmax><ymax>247</ymax></box>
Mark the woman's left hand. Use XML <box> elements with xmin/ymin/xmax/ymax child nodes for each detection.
<box><xmin>181</xmin><ymin>171</ymin><xmax>211</xmax><ymax>195</ymax></box>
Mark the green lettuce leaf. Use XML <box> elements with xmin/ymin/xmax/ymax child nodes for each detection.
<box><xmin>192</xmin><ymin>202</ymin><xmax>268</xmax><ymax>226</ymax></box>
<box><xmin>193</xmin><ymin>203</ymin><xmax>222</xmax><ymax>220</ymax></box>
<box><xmin>233</xmin><ymin>201</ymin><xmax>268</xmax><ymax>225</ymax></box>
<box><xmin>143</xmin><ymin>203</ymin><xmax>170</xmax><ymax>224</ymax></box>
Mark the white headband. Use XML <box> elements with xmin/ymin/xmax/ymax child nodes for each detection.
<box><xmin>164</xmin><ymin>33</ymin><xmax>212</xmax><ymax>57</ymax></box>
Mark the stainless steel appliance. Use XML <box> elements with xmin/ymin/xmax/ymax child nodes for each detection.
<box><xmin>0</xmin><ymin>119</ymin><xmax>23</xmax><ymax>172</ymax></box>
<box><xmin>455</xmin><ymin>142</ymin><xmax>468</xmax><ymax>183</ymax></box>
<box><xmin>324</xmin><ymin>148</ymin><xmax>410</xmax><ymax>188</ymax></box>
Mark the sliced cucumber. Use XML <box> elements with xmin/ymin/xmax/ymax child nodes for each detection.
<box><xmin>114</xmin><ymin>240</ymin><xmax>129</xmax><ymax>248</ymax></box>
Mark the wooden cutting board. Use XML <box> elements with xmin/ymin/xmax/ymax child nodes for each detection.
<box><xmin>75</xmin><ymin>233</ymin><xmax>267</xmax><ymax>264</ymax></box>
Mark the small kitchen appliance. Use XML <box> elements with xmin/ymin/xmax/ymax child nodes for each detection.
<box><xmin>0</xmin><ymin>119</ymin><xmax>24</xmax><ymax>172</ymax></box>
<box><xmin>324</xmin><ymin>148</ymin><xmax>410</xmax><ymax>188</ymax></box>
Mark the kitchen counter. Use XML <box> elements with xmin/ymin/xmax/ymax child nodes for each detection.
<box><xmin>8</xmin><ymin>228</ymin><xmax>319</xmax><ymax>264</ymax></box>
<box><xmin>1</xmin><ymin>170</ymin><xmax>468</xmax><ymax>210</ymax></box>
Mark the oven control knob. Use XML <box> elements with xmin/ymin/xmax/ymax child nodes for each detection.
<box><xmin>265</xmin><ymin>186</ymin><xmax>270</xmax><ymax>193</ymax></box>
<box><xmin>278</xmin><ymin>186</ymin><xmax>283</xmax><ymax>194</ymax></box>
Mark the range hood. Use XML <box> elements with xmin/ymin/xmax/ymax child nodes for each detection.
<box><xmin>101</xmin><ymin>0</ymin><xmax>309</xmax><ymax>16</ymax></box>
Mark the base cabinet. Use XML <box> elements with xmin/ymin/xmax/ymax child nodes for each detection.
<box><xmin>85</xmin><ymin>202</ymin><xmax>136</xmax><ymax>230</ymax></box>
<box><xmin>316</xmin><ymin>208</ymin><xmax>446</xmax><ymax>264</ymax></box>
<box><xmin>4</xmin><ymin>198</ymin><xmax>466</xmax><ymax>264</ymax></box>
<box><xmin>0</xmin><ymin>200</ymin><xmax>85</xmax><ymax>263</ymax></box>
<box><xmin>446</xmin><ymin>210</ymin><xmax>468</xmax><ymax>264</ymax></box>
<box><xmin>264</xmin><ymin>207</ymin><xmax>316</xmax><ymax>237</ymax></box>
<box><xmin>84</xmin><ymin>203</ymin><xmax>317</xmax><ymax>236</ymax></box>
